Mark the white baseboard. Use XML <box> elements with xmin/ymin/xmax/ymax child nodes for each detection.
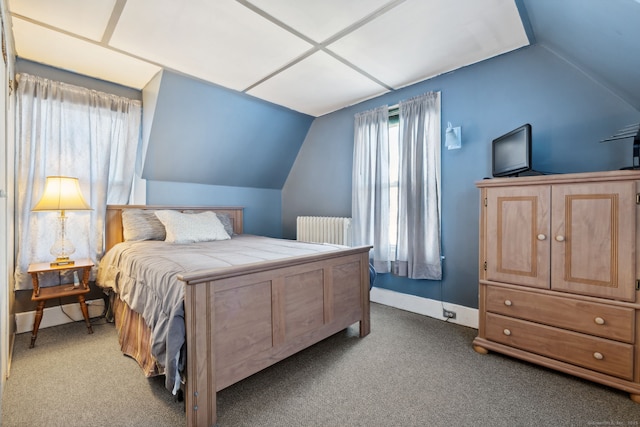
<box><xmin>370</xmin><ymin>287</ymin><xmax>478</xmax><ymax>329</ymax></box>
<box><xmin>15</xmin><ymin>299</ymin><xmax>106</xmax><ymax>334</ymax></box>
<box><xmin>16</xmin><ymin>291</ymin><xmax>477</xmax><ymax>334</ymax></box>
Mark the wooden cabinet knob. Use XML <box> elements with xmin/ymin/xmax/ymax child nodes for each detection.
<box><xmin>537</xmin><ymin>234</ymin><xmax>546</xmax><ymax>241</ymax></box>
<box><xmin>593</xmin><ymin>352</ymin><xmax>604</xmax><ymax>360</ymax></box>
<box><xmin>504</xmin><ymin>300</ymin><xmax>512</xmax><ymax>306</ymax></box>
<box><xmin>594</xmin><ymin>317</ymin><xmax>605</xmax><ymax>325</ymax></box>
<box><xmin>503</xmin><ymin>329</ymin><xmax>511</xmax><ymax>336</ymax></box>
<box><xmin>555</xmin><ymin>235</ymin><xmax>565</xmax><ymax>242</ymax></box>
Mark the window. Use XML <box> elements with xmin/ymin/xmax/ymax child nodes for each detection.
<box><xmin>352</xmin><ymin>92</ymin><xmax>442</xmax><ymax>280</ymax></box>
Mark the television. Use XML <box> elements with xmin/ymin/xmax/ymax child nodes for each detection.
<box><xmin>492</xmin><ymin>123</ymin><xmax>532</xmax><ymax>177</ymax></box>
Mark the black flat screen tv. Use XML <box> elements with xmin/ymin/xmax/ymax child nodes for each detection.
<box><xmin>492</xmin><ymin>124</ymin><xmax>532</xmax><ymax>177</ymax></box>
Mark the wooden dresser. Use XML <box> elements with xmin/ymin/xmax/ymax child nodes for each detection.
<box><xmin>474</xmin><ymin>170</ymin><xmax>640</xmax><ymax>402</ymax></box>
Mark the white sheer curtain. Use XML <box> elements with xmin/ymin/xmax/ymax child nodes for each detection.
<box><xmin>14</xmin><ymin>73</ymin><xmax>142</xmax><ymax>290</ymax></box>
<box><xmin>395</xmin><ymin>92</ymin><xmax>442</xmax><ymax>279</ymax></box>
<box><xmin>352</xmin><ymin>105</ymin><xmax>391</xmax><ymax>273</ymax></box>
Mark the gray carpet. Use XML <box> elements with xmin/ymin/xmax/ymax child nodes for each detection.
<box><xmin>3</xmin><ymin>302</ymin><xmax>640</xmax><ymax>426</ymax></box>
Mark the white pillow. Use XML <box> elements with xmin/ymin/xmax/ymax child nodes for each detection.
<box><xmin>154</xmin><ymin>210</ymin><xmax>231</xmax><ymax>243</ymax></box>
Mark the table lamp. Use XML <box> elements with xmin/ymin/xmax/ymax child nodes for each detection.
<box><xmin>32</xmin><ymin>176</ymin><xmax>92</xmax><ymax>266</ymax></box>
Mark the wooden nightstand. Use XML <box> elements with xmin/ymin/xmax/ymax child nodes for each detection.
<box><xmin>27</xmin><ymin>259</ymin><xmax>94</xmax><ymax>348</ymax></box>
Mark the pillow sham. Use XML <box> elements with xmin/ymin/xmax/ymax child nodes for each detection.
<box><xmin>155</xmin><ymin>210</ymin><xmax>231</xmax><ymax>243</ymax></box>
<box><xmin>122</xmin><ymin>209</ymin><xmax>166</xmax><ymax>241</ymax></box>
<box><xmin>181</xmin><ymin>210</ymin><xmax>235</xmax><ymax>236</ymax></box>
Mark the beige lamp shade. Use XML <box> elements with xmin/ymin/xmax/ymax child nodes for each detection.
<box><xmin>33</xmin><ymin>176</ymin><xmax>91</xmax><ymax>211</ymax></box>
<box><xmin>32</xmin><ymin>176</ymin><xmax>91</xmax><ymax>265</ymax></box>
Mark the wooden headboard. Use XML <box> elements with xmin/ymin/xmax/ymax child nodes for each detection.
<box><xmin>105</xmin><ymin>205</ymin><xmax>244</xmax><ymax>252</ymax></box>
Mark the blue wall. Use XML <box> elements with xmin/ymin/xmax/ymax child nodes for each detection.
<box><xmin>142</xmin><ymin>70</ymin><xmax>314</xmax><ymax>189</ymax></box>
<box><xmin>146</xmin><ymin>180</ymin><xmax>282</xmax><ymax>237</ymax></box>
<box><xmin>283</xmin><ymin>44</ymin><xmax>640</xmax><ymax>309</ymax></box>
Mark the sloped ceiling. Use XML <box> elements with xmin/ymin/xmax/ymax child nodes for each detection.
<box><xmin>141</xmin><ymin>70</ymin><xmax>315</xmax><ymax>189</ymax></box>
<box><xmin>8</xmin><ymin>0</ymin><xmax>529</xmax><ymax>117</ymax></box>
<box><xmin>522</xmin><ymin>0</ymin><xmax>640</xmax><ymax>112</ymax></box>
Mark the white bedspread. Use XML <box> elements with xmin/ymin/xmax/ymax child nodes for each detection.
<box><xmin>96</xmin><ymin>235</ymin><xmax>346</xmax><ymax>393</ymax></box>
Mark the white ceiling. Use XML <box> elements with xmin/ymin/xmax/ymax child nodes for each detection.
<box><xmin>7</xmin><ymin>0</ymin><xmax>529</xmax><ymax>116</ymax></box>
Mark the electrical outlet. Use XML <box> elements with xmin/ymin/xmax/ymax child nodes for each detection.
<box><xmin>443</xmin><ymin>309</ymin><xmax>456</xmax><ymax>319</ymax></box>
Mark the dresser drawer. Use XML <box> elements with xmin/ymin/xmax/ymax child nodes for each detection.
<box><xmin>485</xmin><ymin>312</ymin><xmax>634</xmax><ymax>380</ymax></box>
<box><xmin>485</xmin><ymin>286</ymin><xmax>635</xmax><ymax>343</ymax></box>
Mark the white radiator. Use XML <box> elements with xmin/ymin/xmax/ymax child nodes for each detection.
<box><xmin>296</xmin><ymin>216</ymin><xmax>352</xmax><ymax>246</ymax></box>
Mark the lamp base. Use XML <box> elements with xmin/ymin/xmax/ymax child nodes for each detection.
<box><xmin>50</xmin><ymin>257</ymin><xmax>75</xmax><ymax>267</ymax></box>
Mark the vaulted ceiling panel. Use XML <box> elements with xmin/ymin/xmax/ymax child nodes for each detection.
<box><xmin>328</xmin><ymin>0</ymin><xmax>529</xmax><ymax>89</ymax></box>
<box><xmin>11</xmin><ymin>17</ymin><xmax>161</xmax><ymax>89</ymax></box>
<box><xmin>9</xmin><ymin>0</ymin><xmax>116</xmax><ymax>41</ymax></box>
<box><xmin>109</xmin><ymin>0</ymin><xmax>313</xmax><ymax>91</ymax></box>
<box><xmin>244</xmin><ymin>0</ymin><xmax>396</xmax><ymax>42</ymax></box>
<box><xmin>247</xmin><ymin>51</ymin><xmax>389</xmax><ymax>117</ymax></box>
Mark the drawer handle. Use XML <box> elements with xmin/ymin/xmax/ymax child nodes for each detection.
<box><xmin>594</xmin><ymin>317</ymin><xmax>605</xmax><ymax>325</ymax></box>
<box><xmin>555</xmin><ymin>235</ymin><xmax>565</xmax><ymax>242</ymax></box>
<box><xmin>537</xmin><ymin>234</ymin><xmax>546</xmax><ymax>241</ymax></box>
<box><xmin>503</xmin><ymin>329</ymin><xmax>511</xmax><ymax>336</ymax></box>
<box><xmin>504</xmin><ymin>300</ymin><xmax>512</xmax><ymax>307</ymax></box>
<box><xmin>593</xmin><ymin>352</ymin><xmax>604</xmax><ymax>360</ymax></box>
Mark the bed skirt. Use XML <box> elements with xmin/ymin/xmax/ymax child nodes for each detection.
<box><xmin>113</xmin><ymin>295</ymin><xmax>164</xmax><ymax>378</ymax></box>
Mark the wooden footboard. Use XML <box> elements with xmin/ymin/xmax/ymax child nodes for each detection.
<box><xmin>180</xmin><ymin>247</ymin><xmax>371</xmax><ymax>427</ymax></box>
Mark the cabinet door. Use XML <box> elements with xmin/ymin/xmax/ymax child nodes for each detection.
<box><xmin>551</xmin><ymin>181</ymin><xmax>636</xmax><ymax>302</ymax></box>
<box><xmin>486</xmin><ymin>185</ymin><xmax>550</xmax><ymax>288</ymax></box>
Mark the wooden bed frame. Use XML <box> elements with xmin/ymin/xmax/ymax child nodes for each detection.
<box><xmin>104</xmin><ymin>205</ymin><xmax>371</xmax><ymax>427</ymax></box>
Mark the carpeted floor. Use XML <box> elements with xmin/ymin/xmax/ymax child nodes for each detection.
<box><xmin>3</xmin><ymin>302</ymin><xmax>640</xmax><ymax>426</ymax></box>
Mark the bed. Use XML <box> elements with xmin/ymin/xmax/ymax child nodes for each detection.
<box><xmin>97</xmin><ymin>205</ymin><xmax>371</xmax><ymax>427</ymax></box>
